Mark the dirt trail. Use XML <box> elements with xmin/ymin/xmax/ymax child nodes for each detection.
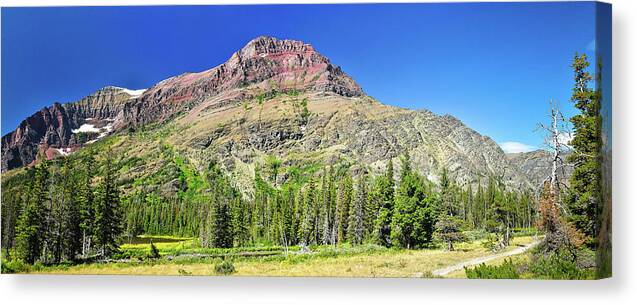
<box><xmin>432</xmin><ymin>238</ymin><xmax>542</xmax><ymax>277</ymax></box>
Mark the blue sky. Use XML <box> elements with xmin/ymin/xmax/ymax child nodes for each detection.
<box><xmin>1</xmin><ymin>3</ymin><xmax>600</xmax><ymax>152</ymax></box>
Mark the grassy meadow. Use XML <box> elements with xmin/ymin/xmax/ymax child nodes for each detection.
<box><xmin>17</xmin><ymin>235</ymin><xmax>538</xmax><ymax>278</ymax></box>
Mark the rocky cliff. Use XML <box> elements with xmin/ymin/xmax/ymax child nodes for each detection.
<box><xmin>2</xmin><ymin>86</ymin><xmax>137</xmax><ymax>170</ymax></box>
<box><xmin>506</xmin><ymin>149</ymin><xmax>573</xmax><ymax>188</ymax></box>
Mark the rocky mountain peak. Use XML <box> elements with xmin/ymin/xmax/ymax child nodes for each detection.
<box><xmin>238</xmin><ymin>36</ymin><xmax>316</xmax><ymax>58</ymax></box>
<box><xmin>115</xmin><ymin>36</ymin><xmax>363</xmax><ymax>128</ymax></box>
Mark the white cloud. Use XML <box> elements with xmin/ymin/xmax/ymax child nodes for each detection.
<box><xmin>499</xmin><ymin>141</ymin><xmax>536</xmax><ymax>154</ymax></box>
<box><xmin>558</xmin><ymin>132</ymin><xmax>573</xmax><ymax>147</ymax></box>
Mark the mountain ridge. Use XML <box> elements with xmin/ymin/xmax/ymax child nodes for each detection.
<box><xmin>2</xmin><ymin>36</ymin><xmax>538</xmax><ymax>191</ymax></box>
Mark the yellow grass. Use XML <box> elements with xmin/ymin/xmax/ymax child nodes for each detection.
<box><xmin>32</xmin><ymin>236</ymin><xmax>535</xmax><ymax>278</ymax></box>
<box><xmin>443</xmin><ymin>240</ymin><xmax>535</xmax><ymax>279</ymax></box>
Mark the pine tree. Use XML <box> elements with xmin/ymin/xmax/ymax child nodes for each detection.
<box><xmin>319</xmin><ymin>168</ymin><xmax>329</xmax><ymax>244</ymax></box>
<box><xmin>390</xmin><ymin>154</ymin><xmax>438</xmax><ymax>249</ymax></box>
<box><xmin>212</xmin><ymin>200</ymin><xmax>234</xmax><ymax>248</ymax></box>
<box><xmin>299</xmin><ymin>179</ymin><xmax>318</xmax><ymax>245</ymax></box>
<box><xmin>348</xmin><ymin>176</ymin><xmax>367</xmax><ymax>245</ymax></box>
<box><xmin>435</xmin><ymin>168</ymin><xmax>466</xmax><ymax>251</ymax></box>
<box><xmin>565</xmin><ymin>53</ymin><xmax>602</xmax><ymax>245</ymax></box>
<box><xmin>93</xmin><ymin>154</ymin><xmax>123</xmax><ymax>257</ymax></box>
<box><xmin>252</xmin><ymin>165</ymin><xmax>269</xmax><ymax>241</ymax></box>
<box><xmin>373</xmin><ymin>159</ymin><xmax>395</xmax><ymax>247</ymax></box>
<box><xmin>434</xmin><ymin>214</ymin><xmax>466</xmax><ymax>251</ymax></box>
<box><xmin>278</xmin><ymin>186</ymin><xmax>296</xmax><ymax>249</ymax></box>
<box><xmin>335</xmin><ymin>173</ymin><xmax>353</xmax><ymax>243</ymax></box>
<box><xmin>61</xmin><ymin>159</ymin><xmax>82</xmax><ymax>261</ymax></box>
<box><xmin>465</xmin><ymin>184</ymin><xmax>474</xmax><ymax>228</ymax></box>
<box><xmin>0</xmin><ymin>169</ymin><xmax>29</xmax><ymax>259</ymax></box>
<box><xmin>320</xmin><ymin>166</ymin><xmax>336</xmax><ymax>245</ymax></box>
<box><xmin>15</xmin><ymin>159</ymin><xmax>50</xmax><ymax>264</ymax></box>
<box><xmin>231</xmin><ymin>198</ymin><xmax>250</xmax><ymax>247</ymax></box>
<box><xmin>440</xmin><ymin>168</ymin><xmax>454</xmax><ymax>214</ymax></box>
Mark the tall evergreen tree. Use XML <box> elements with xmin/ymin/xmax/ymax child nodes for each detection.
<box><xmin>348</xmin><ymin>176</ymin><xmax>367</xmax><ymax>245</ymax></box>
<box><xmin>320</xmin><ymin>166</ymin><xmax>336</xmax><ymax>245</ymax></box>
<box><xmin>93</xmin><ymin>154</ymin><xmax>123</xmax><ymax>257</ymax></box>
<box><xmin>439</xmin><ymin>168</ymin><xmax>454</xmax><ymax>215</ymax></box>
<box><xmin>465</xmin><ymin>184</ymin><xmax>474</xmax><ymax>228</ymax></box>
<box><xmin>434</xmin><ymin>214</ymin><xmax>466</xmax><ymax>251</ymax></box>
<box><xmin>436</xmin><ymin>168</ymin><xmax>466</xmax><ymax>250</ymax></box>
<box><xmin>61</xmin><ymin>159</ymin><xmax>82</xmax><ymax>261</ymax></box>
<box><xmin>15</xmin><ymin>159</ymin><xmax>50</xmax><ymax>264</ymax></box>
<box><xmin>391</xmin><ymin>154</ymin><xmax>438</xmax><ymax>249</ymax></box>
<box><xmin>335</xmin><ymin>173</ymin><xmax>353</xmax><ymax>243</ymax></box>
<box><xmin>565</xmin><ymin>53</ymin><xmax>602</xmax><ymax>245</ymax></box>
<box><xmin>231</xmin><ymin>198</ymin><xmax>250</xmax><ymax>247</ymax></box>
<box><xmin>212</xmin><ymin>200</ymin><xmax>234</xmax><ymax>248</ymax></box>
<box><xmin>299</xmin><ymin>179</ymin><xmax>318</xmax><ymax>245</ymax></box>
<box><xmin>373</xmin><ymin>159</ymin><xmax>395</xmax><ymax>247</ymax></box>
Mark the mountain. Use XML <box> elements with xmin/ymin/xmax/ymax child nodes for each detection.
<box><xmin>506</xmin><ymin>149</ymin><xmax>573</xmax><ymax>188</ymax></box>
<box><xmin>2</xmin><ymin>36</ymin><xmax>535</xmax><ymax>192</ymax></box>
<box><xmin>1</xmin><ymin>86</ymin><xmax>137</xmax><ymax>170</ymax></box>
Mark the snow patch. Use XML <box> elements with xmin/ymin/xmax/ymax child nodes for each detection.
<box><xmin>72</xmin><ymin>124</ymin><xmax>101</xmax><ymax>133</ymax></box>
<box><xmin>110</xmin><ymin>86</ymin><xmax>147</xmax><ymax>98</ymax></box>
<box><xmin>122</xmin><ymin>88</ymin><xmax>147</xmax><ymax>98</ymax></box>
<box><xmin>99</xmin><ymin>124</ymin><xmax>114</xmax><ymax>138</ymax></box>
<box><xmin>73</xmin><ymin>118</ymin><xmax>116</xmax><ymax>141</ymax></box>
<box><xmin>55</xmin><ymin>148</ymin><xmax>72</xmax><ymax>156</ymax></box>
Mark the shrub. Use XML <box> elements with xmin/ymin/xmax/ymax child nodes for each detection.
<box><xmin>464</xmin><ymin>230</ymin><xmax>489</xmax><ymax>242</ymax></box>
<box><xmin>148</xmin><ymin>241</ymin><xmax>161</xmax><ymax>259</ymax></box>
<box><xmin>481</xmin><ymin>233</ymin><xmax>498</xmax><ymax>252</ymax></box>
<box><xmin>465</xmin><ymin>259</ymin><xmax>520</xmax><ymax>279</ymax></box>
<box><xmin>214</xmin><ymin>260</ymin><xmax>236</xmax><ymax>275</ymax></box>
<box><xmin>529</xmin><ymin>251</ymin><xmax>594</xmax><ymax>280</ymax></box>
<box><xmin>1</xmin><ymin>259</ymin><xmax>29</xmax><ymax>274</ymax></box>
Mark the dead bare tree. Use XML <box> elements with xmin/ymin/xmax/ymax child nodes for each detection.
<box><xmin>536</xmin><ymin>100</ymin><xmax>571</xmax><ymax>212</ymax></box>
<box><xmin>536</xmin><ymin>100</ymin><xmax>583</xmax><ymax>256</ymax></box>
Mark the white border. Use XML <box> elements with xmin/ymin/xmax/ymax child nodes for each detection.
<box><xmin>1</xmin><ymin>1</ymin><xmax>634</xmax><ymax>305</ymax></box>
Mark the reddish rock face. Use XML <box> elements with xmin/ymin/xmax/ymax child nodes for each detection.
<box><xmin>156</xmin><ymin>36</ymin><xmax>362</xmax><ymax>97</ymax></box>
<box><xmin>2</xmin><ymin>36</ymin><xmax>363</xmax><ymax>171</ymax></box>
<box><xmin>117</xmin><ymin>36</ymin><xmax>363</xmax><ymax>127</ymax></box>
